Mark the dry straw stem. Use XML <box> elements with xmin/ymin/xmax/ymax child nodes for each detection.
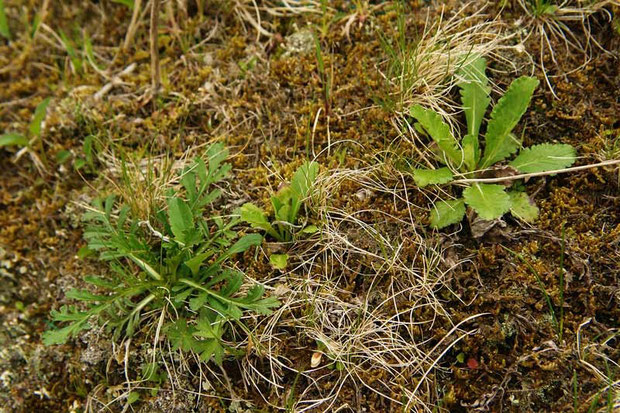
<box><xmin>451</xmin><ymin>159</ymin><xmax>620</xmax><ymax>184</ymax></box>
<box><xmin>240</xmin><ymin>162</ymin><xmax>483</xmax><ymax>411</ymax></box>
<box><xmin>379</xmin><ymin>3</ymin><xmax>518</xmax><ymax>123</ymax></box>
<box><xmin>123</xmin><ymin>0</ymin><xmax>144</xmax><ymax>51</ymax></box>
<box><xmin>98</xmin><ymin>142</ymin><xmax>220</xmax><ymax>221</ymax></box>
<box><xmin>232</xmin><ymin>0</ymin><xmax>320</xmax><ymax>40</ymax></box>
<box><xmin>150</xmin><ymin>0</ymin><xmax>161</xmax><ymax>104</ymax></box>
<box><xmin>576</xmin><ymin>318</ymin><xmax>620</xmax><ymax>408</ymax></box>
<box><xmin>513</xmin><ymin>0</ymin><xmax>620</xmax><ymax>96</ymax></box>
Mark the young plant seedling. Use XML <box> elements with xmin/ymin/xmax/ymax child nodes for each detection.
<box><xmin>0</xmin><ymin>97</ymin><xmax>50</xmax><ymax>149</ymax></box>
<box><xmin>409</xmin><ymin>57</ymin><xmax>576</xmax><ymax>229</ymax></box>
<box><xmin>43</xmin><ymin>144</ymin><xmax>279</xmax><ymax>366</ymax></box>
<box><xmin>240</xmin><ymin>161</ymin><xmax>319</xmax><ymax>269</ymax></box>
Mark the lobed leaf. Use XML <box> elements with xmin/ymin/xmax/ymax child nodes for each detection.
<box><xmin>430</xmin><ymin>198</ymin><xmax>466</xmax><ymax>229</ymax></box>
<box><xmin>463</xmin><ymin>184</ymin><xmax>511</xmax><ymax>220</ymax></box>
<box><xmin>270</xmin><ymin>254</ymin><xmax>288</xmax><ymax>269</ymax></box>
<box><xmin>508</xmin><ymin>191</ymin><xmax>539</xmax><ymax>222</ymax></box>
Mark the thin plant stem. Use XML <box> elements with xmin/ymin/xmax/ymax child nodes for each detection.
<box><xmin>452</xmin><ymin>159</ymin><xmax>620</xmax><ymax>184</ymax></box>
<box><xmin>150</xmin><ymin>0</ymin><xmax>161</xmax><ymax>107</ymax></box>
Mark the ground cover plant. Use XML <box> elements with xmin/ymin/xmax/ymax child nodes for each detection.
<box><xmin>0</xmin><ymin>1</ymin><xmax>619</xmax><ymax>412</ymax></box>
<box><xmin>43</xmin><ymin>144</ymin><xmax>280</xmax><ymax>367</ymax></box>
<box><xmin>409</xmin><ymin>56</ymin><xmax>576</xmax><ymax>228</ymax></box>
<box><xmin>240</xmin><ymin>160</ymin><xmax>319</xmax><ymax>268</ymax></box>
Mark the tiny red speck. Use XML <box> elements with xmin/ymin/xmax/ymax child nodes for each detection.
<box><xmin>467</xmin><ymin>358</ymin><xmax>479</xmax><ymax>369</ymax></box>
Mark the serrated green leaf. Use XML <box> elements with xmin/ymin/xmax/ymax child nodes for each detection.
<box><xmin>240</xmin><ymin>203</ymin><xmax>279</xmax><ymax>240</ymax></box>
<box><xmin>430</xmin><ymin>199</ymin><xmax>466</xmax><ymax>229</ymax></box>
<box><xmin>220</xmin><ymin>271</ymin><xmax>244</xmax><ymax>297</ymax></box>
<box><xmin>0</xmin><ymin>133</ymin><xmax>28</xmax><ymax>147</ymax></box>
<box><xmin>412</xmin><ymin>167</ymin><xmax>454</xmax><ymax>187</ymax></box>
<box><xmin>463</xmin><ymin>184</ymin><xmax>511</xmax><ymax>220</ymax></box>
<box><xmin>84</xmin><ymin>275</ymin><xmax>116</xmax><ymax>289</ymax></box>
<box><xmin>459</xmin><ymin>57</ymin><xmax>491</xmax><ymax>139</ymax></box>
<box><xmin>410</xmin><ymin>105</ymin><xmax>462</xmax><ymax>166</ymax></box>
<box><xmin>166</xmin><ymin>319</ymin><xmax>197</xmax><ymax>352</ymax></box>
<box><xmin>167</xmin><ymin>197</ymin><xmax>193</xmax><ymax>244</ymax></box>
<box><xmin>508</xmin><ymin>191</ymin><xmax>539</xmax><ymax>222</ymax></box>
<box><xmin>42</xmin><ymin>322</ymin><xmax>89</xmax><ymax>345</ymax></box>
<box><xmin>29</xmin><ymin>97</ymin><xmax>51</xmax><ymax>137</ymax></box>
<box><xmin>270</xmin><ymin>254</ymin><xmax>288</xmax><ymax>269</ymax></box>
<box><xmin>481</xmin><ymin>77</ymin><xmax>539</xmax><ymax>169</ymax></box>
<box><xmin>66</xmin><ymin>289</ymin><xmax>110</xmax><ymax>302</ymax></box>
<box><xmin>510</xmin><ymin>143</ymin><xmax>576</xmax><ymax>173</ymax></box>
<box><xmin>189</xmin><ymin>292</ymin><xmax>208</xmax><ymax>311</ymax></box>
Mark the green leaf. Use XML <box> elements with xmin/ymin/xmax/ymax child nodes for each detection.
<box><xmin>166</xmin><ymin>319</ymin><xmax>197</xmax><ymax>352</ymax></box>
<box><xmin>184</xmin><ymin>251</ymin><xmax>215</xmax><ymax>276</ymax></box>
<box><xmin>83</xmin><ymin>275</ymin><xmax>116</xmax><ymax>289</ymax></box>
<box><xmin>410</xmin><ymin>105</ymin><xmax>462</xmax><ymax>166</ymax></box>
<box><xmin>508</xmin><ymin>191</ymin><xmax>539</xmax><ymax>222</ymax></box>
<box><xmin>111</xmin><ymin>0</ymin><xmax>134</xmax><ymax>9</ymax></box>
<box><xmin>301</xmin><ymin>224</ymin><xmax>319</xmax><ymax>234</ymax></box>
<box><xmin>55</xmin><ymin>149</ymin><xmax>72</xmax><ymax>164</ymax></box>
<box><xmin>290</xmin><ymin>161</ymin><xmax>319</xmax><ymax>222</ymax></box>
<box><xmin>510</xmin><ymin>143</ymin><xmax>576</xmax><ymax>173</ymax></box>
<box><xmin>462</xmin><ymin>134</ymin><xmax>480</xmax><ymax>171</ymax></box>
<box><xmin>459</xmin><ymin>57</ymin><xmax>491</xmax><ymax>139</ymax></box>
<box><xmin>430</xmin><ymin>199</ymin><xmax>466</xmax><ymax>229</ymax></box>
<box><xmin>42</xmin><ymin>323</ymin><xmax>88</xmax><ymax>345</ymax></box>
<box><xmin>0</xmin><ymin>133</ymin><xmax>28</xmax><ymax>147</ymax></box>
<box><xmin>0</xmin><ymin>0</ymin><xmax>10</xmax><ymax>40</ymax></box>
<box><xmin>127</xmin><ymin>392</ymin><xmax>140</xmax><ymax>404</ymax></box>
<box><xmin>481</xmin><ymin>77</ymin><xmax>539</xmax><ymax>169</ymax></box>
<box><xmin>59</xmin><ymin>30</ymin><xmax>82</xmax><ymax>74</ymax></box>
<box><xmin>167</xmin><ymin>197</ymin><xmax>194</xmax><ymax>244</ymax></box>
<box><xmin>29</xmin><ymin>97</ymin><xmax>51</xmax><ymax>137</ymax></box>
<box><xmin>463</xmin><ymin>184</ymin><xmax>511</xmax><ymax>220</ymax></box>
<box><xmin>412</xmin><ymin>167</ymin><xmax>454</xmax><ymax>187</ymax></box>
<box><xmin>216</xmin><ymin>233</ymin><xmax>262</xmax><ymax>265</ymax></box>
<box><xmin>240</xmin><ymin>203</ymin><xmax>279</xmax><ymax>240</ymax></box>
<box><xmin>270</xmin><ymin>254</ymin><xmax>288</xmax><ymax>270</ymax></box>
<box><xmin>66</xmin><ymin>289</ymin><xmax>110</xmax><ymax>302</ymax></box>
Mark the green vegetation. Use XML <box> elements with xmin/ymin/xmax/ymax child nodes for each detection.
<box><xmin>43</xmin><ymin>144</ymin><xmax>279</xmax><ymax>365</ymax></box>
<box><xmin>0</xmin><ymin>0</ymin><xmax>10</xmax><ymax>40</ymax></box>
<box><xmin>409</xmin><ymin>57</ymin><xmax>576</xmax><ymax>228</ymax></box>
<box><xmin>2</xmin><ymin>1</ymin><xmax>618</xmax><ymax>412</ymax></box>
<box><xmin>240</xmin><ymin>161</ymin><xmax>319</xmax><ymax>269</ymax></box>
<box><xmin>0</xmin><ymin>97</ymin><xmax>50</xmax><ymax>149</ymax></box>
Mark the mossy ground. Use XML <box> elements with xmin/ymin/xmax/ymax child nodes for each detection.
<box><xmin>0</xmin><ymin>1</ymin><xmax>618</xmax><ymax>412</ymax></box>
